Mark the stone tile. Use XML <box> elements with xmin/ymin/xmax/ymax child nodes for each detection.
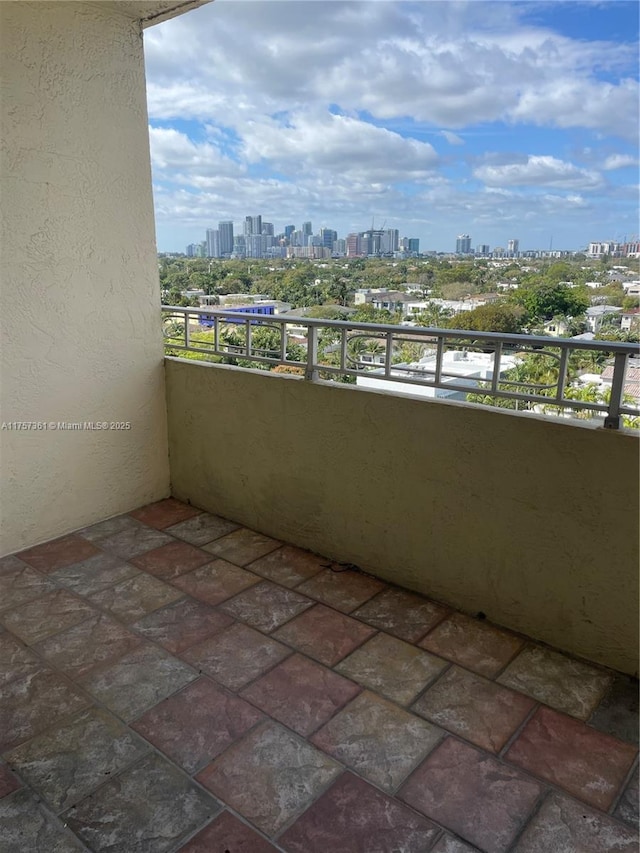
<box><xmin>129</xmin><ymin>497</ymin><xmax>202</xmax><ymax>529</ymax></box>
<box><xmin>0</xmin><ymin>562</ymin><xmax>57</xmax><ymax>610</ymax></box>
<box><xmin>132</xmin><ymin>678</ymin><xmax>263</xmax><ymax>774</ymax></box>
<box><xmin>505</xmin><ymin>705</ymin><xmax>637</xmax><ymax>810</ymax></box>
<box><xmin>132</xmin><ymin>598</ymin><xmax>234</xmax><ymax>654</ymax></box>
<box><xmin>63</xmin><ymin>752</ymin><xmax>219</xmax><ymax>852</ymax></box>
<box><xmin>50</xmin><ymin>552</ymin><xmax>138</xmax><ymax>597</ymax></box>
<box><xmin>0</xmin><ymin>554</ymin><xmax>30</xmax><ymax>575</ymax></box>
<box><xmin>241</xmin><ymin>654</ymin><xmax>361</xmax><ymax>736</ymax></box>
<box><xmin>0</xmin><ymin>763</ymin><xmax>21</xmax><ymax>798</ymax></box>
<box><xmin>431</xmin><ymin>836</ymin><xmax>480</xmax><ymax>853</ymax></box>
<box><xmin>89</xmin><ymin>572</ymin><xmax>183</xmax><ymax>623</ymax></box>
<box><xmin>178</xmin><ymin>811</ymin><xmax>277</xmax><ymax>852</ymax></box>
<box><xmin>219</xmin><ymin>581</ymin><xmax>314</xmax><ymax>633</ymax></box>
<box><xmin>589</xmin><ymin>674</ymin><xmax>639</xmax><ymax>746</ymax></box>
<box><xmin>420</xmin><ymin>612</ymin><xmax>524</xmax><ymax>678</ymax></box>
<box><xmin>130</xmin><ymin>540</ymin><xmax>212</xmax><ymax>580</ymax></box>
<box><xmin>79</xmin><ymin>643</ymin><xmax>197</xmax><ymax>722</ymax></box>
<box><xmin>336</xmin><ymin>632</ymin><xmax>447</xmax><ymax>705</ymax></box>
<box><xmin>412</xmin><ymin>666</ymin><xmax>535</xmax><ymax>752</ymax></box>
<box><xmin>172</xmin><ymin>559</ymin><xmax>261</xmax><ymax>605</ymax></box>
<box><xmin>353</xmin><ymin>587</ymin><xmax>450</xmax><ymax>642</ymax></box>
<box><xmin>279</xmin><ymin>771</ymin><xmax>440</xmax><ymax>853</ymax></box>
<box><xmin>196</xmin><ymin>721</ymin><xmax>341</xmax><ymax>836</ymax></box>
<box><xmin>0</xmin><ymin>632</ymin><xmax>42</xmax><ymax>687</ymax></box>
<box><xmin>0</xmin><ymin>669</ymin><xmax>91</xmax><ymax>750</ymax></box>
<box><xmin>203</xmin><ymin>527</ymin><xmax>281</xmax><ymax>565</ymax></box>
<box><xmin>513</xmin><ymin>791</ymin><xmax>639</xmax><ymax>853</ymax></box>
<box><xmin>311</xmin><ymin>691</ymin><xmax>443</xmax><ymax>793</ymax></box>
<box><xmin>182</xmin><ymin>623</ymin><xmax>291</xmax><ymax>691</ymax></box>
<box><xmin>296</xmin><ymin>568</ymin><xmax>386</xmax><ymax>613</ymax></box>
<box><xmin>98</xmin><ymin>524</ymin><xmax>173</xmax><ymax>559</ymax></box>
<box><xmin>0</xmin><ymin>789</ymin><xmax>85</xmax><ymax>852</ymax></box>
<box><xmin>0</xmin><ymin>590</ymin><xmax>96</xmax><ymax>645</ymax></box>
<box><xmin>615</xmin><ymin>763</ymin><xmax>639</xmax><ymax>829</ymax></box>
<box><xmin>34</xmin><ymin>612</ymin><xmax>142</xmax><ymax>679</ymax></box>
<box><xmin>497</xmin><ymin>645</ymin><xmax>612</xmax><ymax>720</ymax></box>
<box><xmin>399</xmin><ymin>738</ymin><xmax>543</xmax><ymax>853</ymax></box>
<box><xmin>78</xmin><ymin>514</ymin><xmax>143</xmax><ymax>542</ymax></box>
<box><xmin>4</xmin><ymin>707</ymin><xmax>149</xmax><ymax>812</ymax></box>
<box><xmin>17</xmin><ymin>534</ymin><xmax>100</xmax><ymax>573</ymax></box>
<box><xmin>167</xmin><ymin>513</ymin><xmax>241</xmax><ymax>547</ymax></box>
<box><xmin>273</xmin><ymin>604</ymin><xmax>376</xmax><ymax>666</ymax></box>
<box><xmin>247</xmin><ymin>545</ymin><xmax>328</xmax><ymax>587</ymax></box>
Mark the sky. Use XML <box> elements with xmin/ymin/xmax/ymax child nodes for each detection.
<box><xmin>145</xmin><ymin>0</ymin><xmax>640</xmax><ymax>254</ymax></box>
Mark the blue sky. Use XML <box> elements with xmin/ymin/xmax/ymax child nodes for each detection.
<box><xmin>144</xmin><ymin>1</ymin><xmax>639</xmax><ymax>253</ymax></box>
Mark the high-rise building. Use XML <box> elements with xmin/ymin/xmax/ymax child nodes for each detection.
<box><xmin>186</xmin><ymin>243</ymin><xmax>197</xmax><ymax>257</ymax></box>
<box><xmin>408</xmin><ymin>238</ymin><xmax>420</xmax><ymax>255</ymax></box>
<box><xmin>244</xmin><ymin>215</ymin><xmax>262</xmax><ymax>237</ymax></box>
<box><xmin>381</xmin><ymin>229</ymin><xmax>400</xmax><ymax>254</ymax></box>
<box><xmin>507</xmin><ymin>238</ymin><xmax>519</xmax><ymax>257</ymax></box>
<box><xmin>262</xmin><ymin>222</ymin><xmax>274</xmax><ymax>236</ymax></box>
<box><xmin>206</xmin><ymin>228</ymin><xmax>220</xmax><ymax>258</ymax></box>
<box><xmin>302</xmin><ymin>221</ymin><xmax>312</xmax><ymax>237</ymax></box>
<box><xmin>456</xmin><ymin>234</ymin><xmax>472</xmax><ymax>254</ymax></box>
<box><xmin>218</xmin><ymin>221</ymin><xmax>234</xmax><ymax>255</ymax></box>
<box><xmin>361</xmin><ymin>229</ymin><xmax>383</xmax><ymax>256</ymax></box>
<box><xmin>247</xmin><ymin>234</ymin><xmax>263</xmax><ymax>258</ymax></box>
<box><xmin>232</xmin><ymin>235</ymin><xmax>246</xmax><ymax>258</ymax></box>
<box><xmin>284</xmin><ymin>225</ymin><xmax>295</xmax><ymax>240</ymax></box>
<box><xmin>346</xmin><ymin>233</ymin><xmax>362</xmax><ymax>257</ymax></box>
<box><xmin>320</xmin><ymin>228</ymin><xmax>337</xmax><ymax>250</ymax></box>
<box><xmin>476</xmin><ymin>244</ymin><xmax>490</xmax><ymax>256</ymax></box>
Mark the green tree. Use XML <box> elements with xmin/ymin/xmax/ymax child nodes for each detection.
<box><xmin>512</xmin><ymin>282</ymin><xmax>589</xmax><ymax>322</ymax></box>
<box><xmin>450</xmin><ymin>302</ymin><xmax>525</xmax><ymax>333</ymax></box>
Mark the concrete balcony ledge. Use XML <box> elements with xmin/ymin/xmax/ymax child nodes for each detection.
<box><xmin>165</xmin><ymin>357</ymin><xmax>639</xmax><ymax>677</ymax></box>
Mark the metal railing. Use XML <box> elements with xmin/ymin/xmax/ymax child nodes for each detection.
<box><xmin>162</xmin><ymin>306</ymin><xmax>640</xmax><ymax>429</ymax></box>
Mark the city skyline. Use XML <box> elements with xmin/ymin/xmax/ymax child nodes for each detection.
<box><xmin>146</xmin><ymin>1</ymin><xmax>639</xmax><ymax>253</ymax></box>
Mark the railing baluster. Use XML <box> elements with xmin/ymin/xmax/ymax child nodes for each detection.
<box><xmin>384</xmin><ymin>331</ymin><xmax>393</xmax><ymax>379</ymax></box>
<box><xmin>555</xmin><ymin>347</ymin><xmax>570</xmax><ymax>402</ymax></box>
<box><xmin>306</xmin><ymin>325</ymin><xmax>319</xmax><ymax>381</ymax></box>
<box><xmin>491</xmin><ymin>342</ymin><xmax>502</xmax><ymax>393</ymax></box>
<box><xmin>604</xmin><ymin>352</ymin><xmax>628</xmax><ymax>430</ymax></box>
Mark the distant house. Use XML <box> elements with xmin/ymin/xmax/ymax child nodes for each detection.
<box><xmin>600</xmin><ymin>364</ymin><xmax>640</xmax><ymax>406</ymax></box>
<box><xmin>356</xmin><ymin>349</ymin><xmax>517</xmax><ymax>402</ymax></box>
<box><xmin>585</xmin><ymin>305</ymin><xmax>623</xmax><ymax>333</ymax></box>
<box><xmin>621</xmin><ymin>308</ymin><xmax>640</xmax><ymax>334</ymax></box>
<box><xmin>543</xmin><ymin>318</ymin><xmax>570</xmax><ymax>337</ymax></box>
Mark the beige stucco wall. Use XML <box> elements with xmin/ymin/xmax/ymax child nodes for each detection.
<box><xmin>166</xmin><ymin>359</ymin><xmax>640</xmax><ymax>675</ymax></box>
<box><xmin>0</xmin><ymin>2</ymin><xmax>173</xmax><ymax>555</ymax></box>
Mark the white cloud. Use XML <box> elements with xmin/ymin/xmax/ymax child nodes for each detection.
<box><xmin>441</xmin><ymin>131</ymin><xmax>465</xmax><ymax>146</ymax></box>
<box><xmin>602</xmin><ymin>153</ymin><xmax>639</xmax><ymax>170</ymax></box>
<box><xmin>144</xmin><ymin>1</ymin><xmax>638</xmax><ymax>140</ymax></box>
<box><xmin>239</xmin><ymin>111</ymin><xmax>438</xmax><ymax>181</ymax></box>
<box><xmin>149</xmin><ymin>126</ymin><xmax>243</xmax><ymax>177</ymax></box>
<box><xmin>145</xmin><ymin>1</ymin><xmax>639</xmax><ymax>250</ymax></box>
<box><xmin>474</xmin><ymin>156</ymin><xmax>603</xmax><ymax>190</ymax></box>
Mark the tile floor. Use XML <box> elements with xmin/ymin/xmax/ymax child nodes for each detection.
<box><xmin>0</xmin><ymin>497</ymin><xmax>638</xmax><ymax>853</ymax></box>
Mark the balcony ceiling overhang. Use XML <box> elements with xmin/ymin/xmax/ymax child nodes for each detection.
<box><xmin>93</xmin><ymin>1</ymin><xmax>213</xmax><ymax>28</ymax></box>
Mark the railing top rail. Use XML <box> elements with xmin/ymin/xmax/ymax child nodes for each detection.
<box><xmin>161</xmin><ymin>305</ymin><xmax>640</xmax><ymax>356</ymax></box>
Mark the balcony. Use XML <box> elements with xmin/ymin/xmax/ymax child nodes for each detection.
<box><xmin>1</xmin><ymin>498</ymin><xmax>638</xmax><ymax>852</ymax></box>
<box><xmin>1</xmin><ymin>2</ymin><xmax>638</xmax><ymax>851</ymax></box>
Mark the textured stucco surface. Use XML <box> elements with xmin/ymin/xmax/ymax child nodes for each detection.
<box><xmin>0</xmin><ymin>2</ymin><xmax>171</xmax><ymax>555</ymax></box>
<box><xmin>165</xmin><ymin>359</ymin><xmax>640</xmax><ymax>675</ymax></box>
